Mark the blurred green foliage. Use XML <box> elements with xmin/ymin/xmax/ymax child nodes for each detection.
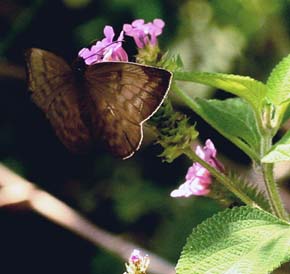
<box><xmin>1</xmin><ymin>0</ymin><xmax>290</xmax><ymax>273</ymax></box>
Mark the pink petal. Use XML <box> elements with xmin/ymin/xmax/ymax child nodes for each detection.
<box><xmin>123</xmin><ymin>24</ymin><xmax>133</xmax><ymax>33</ymax></box>
<box><xmin>78</xmin><ymin>48</ymin><xmax>90</xmax><ymax>58</ymax></box>
<box><xmin>192</xmin><ymin>188</ymin><xmax>210</xmax><ymax>196</ymax></box>
<box><xmin>132</xmin><ymin>19</ymin><xmax>145</xmax><ymax>27</ymax></box>
<box><xmin>113</xmin><ymin>47</ymin><xmax>128</xmax><ymax>61</ymax></box>
<box><xmin>153</xmin><ymin>18</ymin><xmax>165</xmax><ymax>28</ymax></box>
<box><xmin>204</xmin><ymin>139</ymin><xmax>217</xmax><ymax>158</ymax></box>
<box><xmin>103</xmin><ymin>25</ymin><xmax>115</xmax><ymax>42</ymax></box>
<box><xmin>170</xmin><ymin>183</ymin><xmax>192</xmax><ymax>198</ymax></box>
<box><xmin>195</xmin><ymin>145</ymin><xmax>206</xmax><ymax>160</ymax></box>
<box><xmin>185</xmin><ymin>165</ymin><xmax>199</xmax><ymax>180</ymax></box>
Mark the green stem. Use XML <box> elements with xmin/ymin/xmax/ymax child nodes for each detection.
<box><xmin>261</xmin><ymin>135</ymin><xmax>289</xmax><ymax>220</ymax></box>
<box><xmin>253</xmin><ymin>98</ymin><xmax>288</xmax><ymax>220</ymax></box>
<box><xmin>172</xmin><ymin>75</ymin><xmax>289</xmax><ymax>219</ymax></box>
<box><xmin>185</xmin><ymin>150</ymin><xmax>259</xmax><ymax>208</ymax></box>
<box><xmin>172</xmin><ymin>83</ymin><xmax>260</xmax><ymax>162</ymax></box>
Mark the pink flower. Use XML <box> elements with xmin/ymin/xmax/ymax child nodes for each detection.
<box><xmin>124</xmin><ymin>249</ymin><xmax>150</xmax><ymax>274</ymax></box>
<box><xmin>196</xmin><ymin>139</ymin><xmax>224</xmax><ymax>171</ymax></box>
<box><xmin>170</xmin><ymin>139</ymin><xmax>223</xmax><ymax>198</ymax></box>
<box><xmin>123</xmin><ymin>19</ymin><xmax>165</xmax><ymax>48</ymax></box>
<box><xmin>78</xmin><ymin>25</ymin><xmax>128</xmax><ymax>65</ymax></box>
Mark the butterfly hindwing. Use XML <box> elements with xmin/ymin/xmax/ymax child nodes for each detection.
<box><xmin>25</xmin><ymin>48</ymin><xmax>92</xmax><ymax>152</ymax></box>
<box><xmin>84</xmin><ymin>62</ymin><xmax>172</xmax><ymax>158</ymax></box>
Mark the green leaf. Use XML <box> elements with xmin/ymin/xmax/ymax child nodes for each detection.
<box><xmin>267</xmin><ymin>54</ymin><xmax>290</xmax><ymax>106</ymax></box>
<box><xmin>265</xmin><ymin>54</ymin><xmax>290</xmax><ymax>126</ymax></box>
<box><xmin>282</xmin><ymin>104</ymin><xmax>290</xmax><ymax>124</ymax></box>
<box><xmin>193</xmin><ymin>97</ymin><xmax>261</xmax><ymax>160</ymax></box>
<box><xmin>262</xmin><ymin>130</ymin><xmax>290</xmax><ymax>163</ymax></box>
<box><xmin>176</xmin><ymin>206</ymin><xmax>290</xmax><ymax>274</ymax></box>
<box><xmin>174</xmin><ymin>71</ymin><xmax>267</xmax><ymax>111</ymax></box>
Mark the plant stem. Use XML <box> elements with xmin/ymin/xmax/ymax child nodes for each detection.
<box><xmin>172</xmin><ymin>83</ymin><xmax>260</xmax><ymax>162</ymax></box>
<box><xmin>0</xmin><ymin>164</ymin><xmax>175</xmax><ymax>274</ymax></box>
<box><xmin>261</xmin><ymin>135</ymin><xmax>289</xmax><ymax>221</ymax></box>
<box><xmin>173</xmin><ymin>76</ymin><xmax>289</xmax><ymax>219</ymax></box>
<box><xmin>184</xmin><ymin>150</ymin><xmax>259</xmax><ymax>208</ymax></box>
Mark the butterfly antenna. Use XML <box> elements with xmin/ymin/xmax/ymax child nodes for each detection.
<box><xmin>85</xmin><ymin>40</ymin><xmax>123</xmax><ymax>60</ymax></box>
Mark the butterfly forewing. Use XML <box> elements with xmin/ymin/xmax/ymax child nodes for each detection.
<box><xmin>84</xmin><ymin>62</ymin><xmax>172</xmax><ymax>158</ymax></box>
<box><xmin>25</xmin><ymin>48</ymin><xmax>92</xmax><ymax>152</ymax></box>
<box><xmin>26</xmin><ymin>48</ymin><xmax>172</xmax><ymax>159</ymax></box>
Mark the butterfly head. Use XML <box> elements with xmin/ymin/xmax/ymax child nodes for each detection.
<box><xmin>72</xmin><ymin>57</ymin><xmax>87</xmax><ymax>72</ymax></box>
<box><xmin>71</xmin><ymin>57</ymin><xmax>88</xmax><ymax>83</ymax></box>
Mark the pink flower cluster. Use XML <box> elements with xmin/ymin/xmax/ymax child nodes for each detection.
<box><xmin>170</xmin><ymin>139</ymin><xmax>223</xmax><ymax>198</ymax></box>
<box><xmin>78</xmin><ymin>19</ymin><xmax>165</xmax><ymax>65</ymax></box>
<box><xmin>123</xmin><ymin>19</ymin><xmax>165</xmax><ymax>48</ymax></box>
<box><xmin>78</xmin><ymin>26</ymin><xmax>128</xmax><ymax>65</ymax></box>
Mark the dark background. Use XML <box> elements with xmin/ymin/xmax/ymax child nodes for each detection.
<box><xmin>1</xmin><ymin>0</ymin><xmax>290</xmax><ymax>273</ymax></box>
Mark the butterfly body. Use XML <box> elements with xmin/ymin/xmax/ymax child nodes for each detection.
<box><xmin>25</xmin><ymin>48</ymin><xmax>172</xmax><ymax>159</ymax></box>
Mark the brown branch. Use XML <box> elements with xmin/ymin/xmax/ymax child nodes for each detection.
<box><xmin>0</xmin><ymin>62</ymin><xmax>25</xmax><ymax>80</ymax></box>
<box><xmin>0</xmin><ymin>163</ymin><xmax>175</xmax><ymax>274</ymax></box>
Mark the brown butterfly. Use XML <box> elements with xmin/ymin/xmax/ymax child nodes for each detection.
<box><xmin>25</xmin><ymin>48</ymin><xmax>172</xmax><ymax>159</ymax></box>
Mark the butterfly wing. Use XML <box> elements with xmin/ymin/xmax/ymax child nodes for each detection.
<box><xmin>25</xmin><ymin>48</ymin><xmax>92</xmax><ymax>152</ymax></box>
<box><xmin>84</xmin><ymin>62</ymin><xmax>172</xmax><ymax>159</ymax></box>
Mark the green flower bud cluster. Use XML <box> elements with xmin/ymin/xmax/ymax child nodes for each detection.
<box><xmin>150</xmin><ymin>100</ymin><xmax>198</xmax><ymax>163</ymax></box>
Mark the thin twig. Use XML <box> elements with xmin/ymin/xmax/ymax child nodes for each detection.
<box><xmin>0</xmin><ymin>62</ymin><xmax>25</xmax><ymax>80</ymax></box>
<box><xmin>0</xmin><ymin>163</ymin><xmax>175</xmax><ymax>274</ymax></box>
